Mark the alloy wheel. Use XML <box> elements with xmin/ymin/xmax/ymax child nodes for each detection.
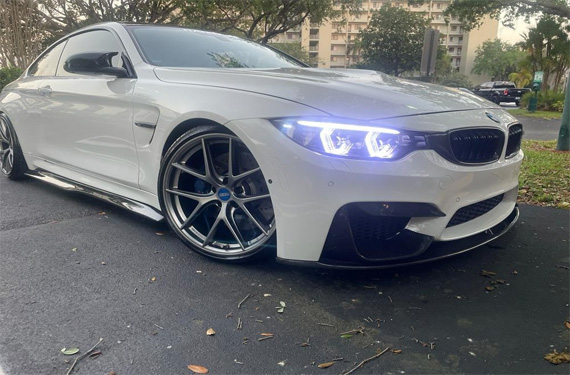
<box><xmin>0</xmin><ymin>116</ymin><xmax>14</xmax><ymax>175</ymax></box>
<box><xmin>162</xmin><ymin>134</ymin><xmax>275</xmax><ymax>257</ymax></box>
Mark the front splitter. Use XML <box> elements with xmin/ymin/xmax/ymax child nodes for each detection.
<box><xmin>276</xmin><ymin>206</ymin><xmax>519</xmax><ymax>270</ymax></box>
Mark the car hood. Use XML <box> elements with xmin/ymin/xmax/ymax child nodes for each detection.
<box><xmin>154</xmin><ymin>67</ymin><xmax>497</xmax><ymax>120</ymax></box>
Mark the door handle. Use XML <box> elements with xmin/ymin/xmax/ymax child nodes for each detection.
<box><xmin>38</xmin><ymin>86</ymin><xmax>52</xmax><ymax>95</ymax></box>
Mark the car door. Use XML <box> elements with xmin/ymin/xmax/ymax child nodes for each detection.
<box><xmin>38</xmin><ymin>29</ymin><xmax>139</xmax><ymax>188</ymax></box>
<box><xmin>2</xmin><ymin>40</ymin><xmax>67</xmax><ymax>158</ymax></box>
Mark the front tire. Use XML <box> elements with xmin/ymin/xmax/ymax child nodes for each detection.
<box><xmin>0</xmin><ymin>113</ymin><xmax>27</xmax><ymax>180</ymax></box>
<box><xmin>158</xmin><ymin>125</ymin><xmax>276</xmax><ymax>262</ymax></box>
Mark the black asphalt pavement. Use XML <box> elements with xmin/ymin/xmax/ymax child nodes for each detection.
<box><xmin>515</xmin><ymin>116</ymin><xmax>561</xmax><ymax>141</ymax></box>
<box><xmin>1</xmin><ymin>176</ymin><xmax>569</xmax><ymax>375</ymax></box>
<box><xmin>499</xmin><ymin>103</ymin><xmax>561</xmax><ymax>141</ymax></box>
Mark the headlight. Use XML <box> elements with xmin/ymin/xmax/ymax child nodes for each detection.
<box><xmin>271</xmin><ymin>118</ymin><xmax>428</xmax><ymax>160</ymax></box>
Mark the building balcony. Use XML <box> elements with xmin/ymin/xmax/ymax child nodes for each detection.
<box><xmin>309</xmin><ymin>35</ymin><xmax>319</xmax><ymax>40</ymax></box>
<box><xmin>330</xmin><ymin>50</ymin><xmax>347</xmax><ymax>55</ymax></box>
<box><xmin>309</xmin><ymin>46</ymin><xmax>319</xmax><ymax>52</ymax></box>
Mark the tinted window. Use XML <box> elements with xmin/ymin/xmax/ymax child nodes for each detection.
<box><xmin>28</xmin><ymin>41</ymin><xmax>67</xmax><ymax>77</ymax></box>
<box><xmin>129</xmin><ymin>26</ymin><xmax>303</xmax><ymax>68</ymax></box>
<box><xmin>494</xmin><ymin>83</ymin><xmax>516</xmax><ymax>89</ymax></box>
<box><xmin>57</xmin><ymin>30</ymin><xmax>122</xmax><ymax>76</ymax></box>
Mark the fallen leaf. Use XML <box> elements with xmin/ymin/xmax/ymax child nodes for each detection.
<box><xmin>317</xmin><ymin>361</ymin><xmax>335</xmax><ymax>368</ymax></box>
<box><xmin>277</xmin><ymin>361</ymin><xmax>286</xmax><ymax>367</ymax></box>
<box><xmin>280</xmin><ymin>301</ymin><xmax>286</xmax><ymax>307</ymax></box>
<box><xmin>544</xmin><ymin>350</ymin><xmax>570</xmax><ymax>365</ymax></box>
<box><xmin>340</xmin><ymin>334</ymin><xmax>353</xmax><ymax>339</ymax></box>
<box><xmin>263</xmin><ymin>294</ymin><xmax>272</xmax><ymax>297</ymax></box>
<box><xmin>156</xmin><ymin>232</ymin><xmax>164</xmax><ymax>236</ymax></box>
<box><xmin>150</xmin><ymin>277</ymin><xmax>156</xmax><ymax>282</ymax></box>
<box><xmin>61</xmin><ymin>347</ymin><xmax>79</xmax><ymax>355</ymax></box>
<box><xmin>277</xmin><ymin>308</ymin><xmax>284</xmax><ymax>313</ymax></box>
<box><xmin>260</xmin><ymin>333</ymin><xmax>273</xmax><ymax>336</ymax></box>
<box><xmin>101</xmin><ymin>262</ymin><xmax>106</xmax><ymax>265</ymax></box>
<box><xmin>187</xmin><ymin>364</ymin><xmax>209</xmax><ymax>373</ymax></box>
<box><xmin>565</xmin><ymin>321</ymin><xmax>570</xmax><ymax>329</ymax></box>
<box><xmin>480</xmin><ymin>270</ymin><xmax>496</xmax><ymax>278</ymax></box>
<box><xmin>89</xmin><ymin>351</ymin><xmax>102</xmax><ymax>359</ymax></box>
<box><xmin>206</xmin><ymin>328</ymin><xmax>215</xmax><ymax>336</ymax></box>
<box><xmin>392</xmin><ymin>349</ymin><xmax>403</xmax><ymax>354</ymax></box>
<box><xmin>485</xmin><ymin>286</ymin><xmax>495</xmax><ymax>291</ymax></box>
<box><xmin>72</xmin><ymin>248</ymin><xmax>77</xmax><ymax>252</ymax></box>
<box><xmin>512</xmin><ymin>270</ymin><xmax>518</xmax><ymax>275</ymax></box>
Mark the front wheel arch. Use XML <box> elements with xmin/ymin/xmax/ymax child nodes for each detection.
<box><xmin>161</xmin><ymin>118</ymin><xmax>225</xmax><ymax>158</ymax></box>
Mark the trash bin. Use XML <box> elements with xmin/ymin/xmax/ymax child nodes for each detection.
<box><xmin>528</xmin><ymin>97</ymin><xmax>537</xmax><ymax>112</ymax></box>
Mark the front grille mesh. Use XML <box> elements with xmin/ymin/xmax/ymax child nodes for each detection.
<box><xmin>450</xmin><ymin>128</ymin><xmax>505</xmax><ymax>164</ymax></box>
<box><xmin>506</xmin><ymin>124</ymin><xmax>523</xmax><ymax>158</ymax></box>
<box><xmin>447</xmin><ymin>194</ymin><xmax>504</xmax><ymax>227</ymax></box>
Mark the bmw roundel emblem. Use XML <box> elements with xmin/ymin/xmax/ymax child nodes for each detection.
<box><xmin>217</xmin><ymin>188</ymin><xmax>231</xmax><ymax>201</ymax></box>
<box><xmin>485</xmin><ymin>111</ymin><xmax>500</xmax><ymax>123</ymax></box>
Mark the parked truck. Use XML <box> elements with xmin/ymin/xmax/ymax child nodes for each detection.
<box><xmin>472</xmin><ymin>81</ymin><xmax>531</xmax><ymax>106</ymax></box>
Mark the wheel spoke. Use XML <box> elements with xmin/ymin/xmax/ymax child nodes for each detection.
<box><xmin>1</xmin><ymin>148</ymin><xmax>10</xmax><ymax>165</ymax></box>
<box><xmin>172</xmin><ymin>162</ymin><xmax>208</xmax><ymax>181</ymax></box>
<box><xmin>238</xmin><ymin>203</ymin><xmax>268</xmax><ymax>235</ymax></box>
<box><xmin>202</xmin><ymin>216</ymin><xmax>222</xmax><ymax>246</ymax></box>
<box><xmin>166</xmin><ymin>188</ymin><xmax>212</xmax><ymax>202</ymax></box>
<box><xmin>233</xmin><ymin>167</ymin><xmax>261</xmax><ymax>181</ymax></box>
<box><xmin>0</xmin><ymin>123</ymin><xmax>10</xmax><ymax>144</ymax></box>
<box><xmin>238</xmin><ymin>193</ymin><xmax>271</xmax><ymax>203</ymax></box>
<box><xmin>224</xmin><ymin>207</ymin><xmax>246</xmax><ymax>250</ymax></box>
<box><xmin>180</xmin><ymin>200</ymin><xmax>216</xmax><ymax>229</ymax></box>
<box><xmin>227</xmin><ymin>137</ymin><xmax>234</xmax><ymax>178</ymax></box>
<box><xmin>202</xmin><ymin>138</ymin><xmax>221</xmax><ymax>182</ymax></box>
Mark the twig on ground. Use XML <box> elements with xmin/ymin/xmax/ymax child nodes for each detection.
<box><xmin>153</xmin><ymin>324</ymin><xmax>164</xmax><ymax>330</ymax></box>
<box><xmin>258</xmin><ymin>335</ymin><xmax>273</xmax><ymax>341</ymax></box>
<box><xmin>237</xmin><ymin>317</ymin><xmax>242</xmax><ymax>330</ymax></box>
<box><xmin>238</xmin><ymin>294</ymin><xmax>251</xmax><ymax>309</ymax></box>
<box><xmin>317</xmin><ymin>323</ymin><xmax>334</xmax><ymax>327</ymax></box>
<box><xmin>66</xmin><ymin>338</ymin><xmax>103</xmax><ymax>375</ymax></box>
<box><xmin>340</xmin><ymin>327</ymin><xmax>365</xmax><ymax>335</ymax></box>
<box><xmin>342</xmin><ymin>347</ymin><xmax>390</xmax><ymax>375</ymax></box>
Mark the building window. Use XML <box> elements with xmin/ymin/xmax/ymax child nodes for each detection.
<box><xmin>287</xmin><ymin>34</ymin><xmax>293</xmax><ymax>39</ymax></box>
<box><xmin>457</xmin><ymin>48</ymin><xmax>462</xmax><ymax>55</ymax></box>
<box><xmin>332</xmin><ymin>34</ymin><xmax>339</xmax><ymax>40</ymax></box>
<box><xmin>436</xmin><ymin>3</ymin><xmax>442</xmax><ymax>9</ymax></box>
<box><xmin>450</xmin><ymin>36</ymin><xmax>454</xmax><ymax>42</ymax></box>
<box><xmin>449</xmin><ymin>47</ymin><xmax>454</xmax><ymax>53</ymax></box>
<box><xmin>451</xmin><ymin>26</ymin><xmax>457</xmax><ymax>31</ymax></box>
<box><xmin>459</xmin><ymin>36</ymin><xmax>463</xmax><ymax>43</ymax></box>
<box><xmin>373</xmin><ymin>2</ymin><xmax>380</xmax><ymax>8</ymax></box>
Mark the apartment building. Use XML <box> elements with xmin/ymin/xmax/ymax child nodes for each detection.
<box><xmin>271</xmin><ymin>0</ymin><xmax>498</xmax><ymax>84</ymax></box>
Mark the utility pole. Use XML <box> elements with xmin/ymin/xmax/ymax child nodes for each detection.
<box><xmin>556</xmin><ymin>71</ymin><xmax>569</xmax><ymax>151</ymax></box>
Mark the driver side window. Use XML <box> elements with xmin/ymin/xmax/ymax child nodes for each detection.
<box><xmin>56</xmin><ymin>30</ymin><xmax>123</xmax><ymax>77</ymax></box>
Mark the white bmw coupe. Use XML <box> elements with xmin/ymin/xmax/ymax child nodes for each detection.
<box><xmin>0</xmin><ymin>23</ymin><xmax>523</xmax><ymax>268</ymax></box>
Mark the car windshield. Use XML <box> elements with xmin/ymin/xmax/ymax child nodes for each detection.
<box><xmin>128</xmin><ymin>26</ymin><xmax>304</xmax><ymax>69</ymax></box>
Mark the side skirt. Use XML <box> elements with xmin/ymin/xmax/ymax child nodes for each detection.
<box><xmin>26</xmin><ymin>170</ymin><xmax>164</xmax><ymax>222</ymax></box>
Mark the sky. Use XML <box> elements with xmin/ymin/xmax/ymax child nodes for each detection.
<box><xmin>497</xmin><ymin>16</ymin><xmax>537</xmax><ymax>44</ymax></box>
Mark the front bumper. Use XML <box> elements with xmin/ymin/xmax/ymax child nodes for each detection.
<box><xmin>226</xmin><ymin>110</ymin><xmax>522</xmax><ymax>266</ymax></box>
<box><xmin>277</xmin><ymin>205</ymin><xmax>519</xmax><ymax>269</ymax></box>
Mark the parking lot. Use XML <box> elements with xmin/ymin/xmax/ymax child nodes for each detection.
<box><xmin>1</xmin><ymin>163</ymin><xmax>569</xmax><ymax>374</ymax></box>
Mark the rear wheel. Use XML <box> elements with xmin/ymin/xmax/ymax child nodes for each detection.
<box><xmin>0</xmin><ymin>113</ymin><xmax>27</xmax><ymax>180</ymax></box>
<box><xmin>492</xmin><ymin>95</ymin><xmax>501</xmax><ymax>104</ymax></box>
<box><xmin>158</xmin><ymin>125</ymin><xmax>276</xmax><ymax>262</ymax></box>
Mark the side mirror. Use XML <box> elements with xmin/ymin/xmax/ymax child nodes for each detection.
<box><xmin>64</xmin><ymin>52</ymin><xmax>129</xmax><ymax>78</ymax></box>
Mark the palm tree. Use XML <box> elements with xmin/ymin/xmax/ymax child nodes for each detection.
<box><xmin>508</xmin><ymin>69</ymin><xmax>533</xmax><ymax>88</ymax></box>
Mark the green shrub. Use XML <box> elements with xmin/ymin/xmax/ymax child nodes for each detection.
<box><xmin>552</xmin><ymin>101</ymin><xmax>565</xmax><ymax>112</ymax></box>
<box><xmin>0</xmin><ymin>67</ymin><xmax>23</xmax><ymax>92</ymax></box>
<box><xmin>520</xmin><ymin>90</ymin><xmax>566</xmax><ymax>111</ymax></box>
